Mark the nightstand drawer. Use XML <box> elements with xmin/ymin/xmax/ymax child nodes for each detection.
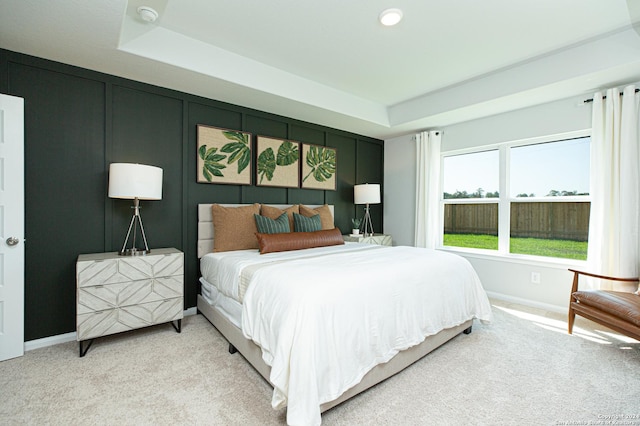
<box><xmin>77</xmin><ymin>250</ymin><xmax>183</xmax><ymax>288</ymax></box>
<box><xmin>77</xmin><ymin>276</ymin><xmax>183</xmax><ymax>315</ymax></box>
<box><xmin>77</xmin><ymin>297</ymin><xmax>183</xmax><ymax>341</ymax></box>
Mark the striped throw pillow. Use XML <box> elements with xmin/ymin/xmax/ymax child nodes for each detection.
<box><xmin>254</xmin><ymin>213</ymin><xmax>290</xmax><ymax>234</ymax></box>
<box><xmin>293</xmin><ymin>213</ymin><xmax>321</xmax><ymax>232</ymax></box>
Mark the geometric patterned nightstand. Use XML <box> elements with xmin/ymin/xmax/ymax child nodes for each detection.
<box><xmin>76</xmin><ymin>248</ymin><xmax>183</xmax><ymax>357</ymax></box>
<box><xmin>342</xmin><ymin>233</ymin><xmax>392</xmax><ymax>246</ymax></box>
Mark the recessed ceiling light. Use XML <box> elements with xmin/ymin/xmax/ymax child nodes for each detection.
<box><xmin>379</xmin><ymin>8</ymin><xmax>403</xmax><ymax>26</ymax></box>
<box><xmin>137</xmin><ymin>6</ymin><xmax>159</xmax><ymax>23</ymax></box>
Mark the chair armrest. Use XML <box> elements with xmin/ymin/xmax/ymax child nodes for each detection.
<box><xmin>568</xmin><ymin>268</ymin><xmax>639</xmax><ymax>293</ymax></box>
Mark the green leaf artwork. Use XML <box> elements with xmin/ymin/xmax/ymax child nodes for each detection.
<box><xmin>276</xmin><ymin>141</ymin><xmax>299</xmax><ymax>167</ymax></box>
<box><xmin>257</xmin><ymin>147</ymin><xmax>276</xmax><ymax>183</ymax></box>
<box><xmin>303</xmin><ymin>145</ymin><xmax>336</xmax><ymax>183</ymax></box>
<box><xmin>255</xmin><ymin>137</ymin><xmax>300</xmax><ymax>187</ymax></box>
<box><xmin>197</xmin><ymin>125</ymin><xmax>252</xmax><ymax>185</ymax></box>
<box><xmin>220</xmin><ymin>131</ymin><xmax>250</xmax><ymax>174</ymax></box>
<box><xmin>198</xmin><ymin>144</ymin><xmax>227</xmax><ymax>182</ymax></box>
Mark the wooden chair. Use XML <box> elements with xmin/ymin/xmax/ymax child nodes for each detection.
<box><xmin>568</xmin><ymin>269</ymin><xmax>640</xmax><ymax>341</ymax></box>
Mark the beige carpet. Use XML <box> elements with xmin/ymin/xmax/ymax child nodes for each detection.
<box><xmin>1</xmin><ymin>299</ymin><xmax>639</xmax><ymax>425</ymax></box>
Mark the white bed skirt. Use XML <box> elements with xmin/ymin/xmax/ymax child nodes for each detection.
<box><xmin>196</xmin><ymin>293</ymin><xmax>473</xmax><ymax>415</ymax></box>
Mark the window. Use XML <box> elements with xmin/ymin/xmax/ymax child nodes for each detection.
<box><xmin>509</xmin><ymin>139</ymin><xmax>589</xmax><ymax>199</ymax></box>
<box><xmin>442</xmin><ymin>150</ymin><xmax>499</xmax><ymax>251</ymax></box>
<box><xmin>441</xmin><ymin>134</ymin><xmax>590</xmax><ymax>260</ymax></box>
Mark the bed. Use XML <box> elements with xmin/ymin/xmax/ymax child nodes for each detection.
<box><xmin>196</xmin><ymin>203</ymin><xmax>493</xmax><ymax>426</ymax></box>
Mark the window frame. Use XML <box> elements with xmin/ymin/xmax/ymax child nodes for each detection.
<box><xmin>438</xmin><ymin>130</ymin><xmax>591</xmax><ymax>263</ymax></box>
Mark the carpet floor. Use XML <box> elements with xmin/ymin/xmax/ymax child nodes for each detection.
<box><xmin>1</xmin><ymin>299</ymin><xmax>638</xmax><ymax>425</ymax></box>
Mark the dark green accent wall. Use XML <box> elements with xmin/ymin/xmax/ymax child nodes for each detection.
<box><xmin>0</xmin><ymin>48</ymin><xmax>384</xmax><ymax>341</ymax></box>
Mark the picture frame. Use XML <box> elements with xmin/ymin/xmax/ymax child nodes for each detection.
<box><xmin>301</xmin><ymin>143</ymin><xmax>337</xmax><ymax>190</ymax></box>
<box><xmin>256</xmin><ymin>136</ymin><xmax>300</xmax><ymax>188</ymax></box>
<box><xmin>197</xmin><ymin>125</ymin><xmax>252</xmax><ymax>185</ymax></box>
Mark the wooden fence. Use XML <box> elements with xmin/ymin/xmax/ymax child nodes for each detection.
<box><xmin>444</xmin><ymin>202</ymin><xmax>590</xmax><ymax>241</ymax></box>
<box><xmin>444</xmin><ymin>204</ymin><xmax>498</xmax><ymax>236</ymax></box>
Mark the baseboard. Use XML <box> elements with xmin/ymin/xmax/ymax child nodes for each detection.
<box><xmin>486</xmin><ymin>291</ymin><xmax>566</xmax><ymax>315</ymax></box>
<box><xmin>24</xmin><ymin>331</ymin><xmax>77</xmax><ymax>351</ymax></box>
<box><xmin>24</xmin><ymin>307</ymin><xmax>199</xmax><ymax>352</ymax></box>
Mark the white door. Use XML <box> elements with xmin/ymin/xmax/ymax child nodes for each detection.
<box><xmin>0</xmin><ymin>94</ymin><xmax>24</xmax><ymax>361</ymax></box>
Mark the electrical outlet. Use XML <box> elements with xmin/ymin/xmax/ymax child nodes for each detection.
<box><xmin>531</xmin><ymin>272</ymin><xmax>541</xmax><ymax>284</ymax></box>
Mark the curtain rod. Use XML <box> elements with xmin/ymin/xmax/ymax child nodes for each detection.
<box><xmin>583</xmin><ymin>88</ymin><xmax>639</xmax><ymax>103</ymax></box>
<box><xmin>411</xmin><ymin>131</ymin><xmax>441</xmax><ymax>140</ymax></box>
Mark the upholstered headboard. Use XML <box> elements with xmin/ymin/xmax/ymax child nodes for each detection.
<box><xmin>197</xmin><ymin>204</ymin><xmax>334</xmax><ymax>258</ymax></box>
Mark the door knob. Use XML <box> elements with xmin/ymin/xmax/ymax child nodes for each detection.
<box><xmin>6</xmin><ymin>237</ymin><xmax>19</xmax><ymax>246</ymax></box>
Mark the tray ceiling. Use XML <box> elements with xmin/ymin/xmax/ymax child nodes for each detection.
<box><xmin>1</xmin><ymin>0</ymin><xmax>639</xmax><ymax>138</ymax></box>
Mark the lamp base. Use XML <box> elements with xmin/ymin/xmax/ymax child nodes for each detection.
<box><xmin>118</xmin><ymin>247</ymin><xmax>151</xmax><ymax>256</ymax></box>
<box><xmin>361</xmin><ymin>204</ymin><xmax>374</xmax><ymax>238</ymax></box>
<box><xmin>118</xmin><ymin>198</ymin><xmax>152</xmax><ymax>256</ymax></box>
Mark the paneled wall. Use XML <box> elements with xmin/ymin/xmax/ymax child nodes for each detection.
<box><xmin>0</xmin><ymin>49</ymin><xmax>384</xmax><ymax>341</ymax></box>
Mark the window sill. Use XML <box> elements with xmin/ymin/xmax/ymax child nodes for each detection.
<box><xmin>437</xmin><ymin>246</ymin><xmax>589</xmax><ymax>270</ymax></box>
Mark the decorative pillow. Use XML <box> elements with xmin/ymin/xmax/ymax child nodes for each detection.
<box><xmin>299</xmin><ymin>204</ymin><xmax>334</xmax><ymax>230</ymax></box>
<box><xmin>211</xmin><ymin>203</ymin><xmax>260</xmax><ymax>252</ymax></box>
<box><xmin>260</xmin><ymin>204</ymin><xmax>299</xmax><ymax>232</ymax></box>
<box><xmin>256</xmin><ymin>228</ymin><xmax>345</xmax><ymax>254</ymax></box>
<box><xmin>293</xmin><ymin>212</ymin><xmax>321</xmax><ymax>232</ymax></box>
<box><xmin>254</xmin><ymin>213</ymin><xmax>290</xmax><ymax>234</ymax></box>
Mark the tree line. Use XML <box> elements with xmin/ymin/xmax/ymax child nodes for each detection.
<box><xmin>443</xmin><ymin>188</ymin><xmax>588</xmax><ymax>199</ymax></box>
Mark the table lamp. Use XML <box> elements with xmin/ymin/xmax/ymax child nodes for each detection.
<box><xmin>108</xmin><ymin>163</ymin><xmax>163</xmax><ymax>255</ymax></box>
<box><xmin>354</xmin><ymin>183</ymin><xmax>380</xmax><ymax>238</ymax></box>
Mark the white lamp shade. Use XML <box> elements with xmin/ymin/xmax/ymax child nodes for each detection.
<box><xmin>354</xmin><ymin>183</ymin><xmax>380</xmax><ymax>205</ymax></box>
<box><xmin>108</xmin><ymin>163</ymin><xmax>163</xmax><ymax>200</ymax></box>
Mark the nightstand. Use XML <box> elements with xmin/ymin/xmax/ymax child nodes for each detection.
<box><xmin>343</xmin><ymin>233</ymin><xmax>392</xmax><ymax>246</ymax></box>
<box><xmin>76</xmin><ymin>247</ymin><xmax>184</xmax><ymax>357</ymax></box>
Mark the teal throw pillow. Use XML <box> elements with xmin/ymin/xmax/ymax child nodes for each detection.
<box><xmin>293</xmin><ymin>213</ymin><xmax>322</xmax><ymax>232</ymax></box>
<box><xmin>255</xmin><ymin>213</ymin><xmax>290</xmax><ymax>234</ymax></box>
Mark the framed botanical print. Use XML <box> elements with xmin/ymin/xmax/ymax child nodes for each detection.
<box><xmin>197</xmin><ymin>125</ymin><xmax>252</xmax><ymax>185</ymax></box>
<box><xmin>301</xmin><ymin>144</ymin><xmax>337</xmax><ymax>190</ymax></box>
<box><xmin>256</xmin><ymin>136</ymin><xmax>300</xmax><ymax>188</ymax></box>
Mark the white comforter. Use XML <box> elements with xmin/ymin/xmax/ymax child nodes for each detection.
<box><xmin>236</xmin><ymin>244</ymin><xmax>493</xmax><ymax>426</ymax></box>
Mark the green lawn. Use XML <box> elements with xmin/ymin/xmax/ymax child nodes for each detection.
<box><xmin>443</xmin><ymin>233</ymin><xmax>587</xmax><ymax>260</ymax></box>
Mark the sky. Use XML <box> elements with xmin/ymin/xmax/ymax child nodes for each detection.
<box><xmin>442</xmin><ymin>137</ymin><xmax>590</xmax><ymax>198</ymax></box>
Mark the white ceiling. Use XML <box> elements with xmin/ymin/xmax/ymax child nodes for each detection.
<box><xmin>1</xmin><ymin>0</ymin><xmax>640</xmax><ymax>139</ymax></box>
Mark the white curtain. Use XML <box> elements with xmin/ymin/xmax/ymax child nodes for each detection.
<box><xmin>587</xmin><ymin>84</ymin><xmax>640</xmax><ymax>291</ymax></box>
<box><xmin>415</xmin><ymin>130</ymin><xmax>442</xmax><ymax>248</ymax></box>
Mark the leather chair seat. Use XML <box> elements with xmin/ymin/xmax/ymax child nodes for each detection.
<box><xmin>568</xmin><ymin>269</ymin><xmax>640</xmax><ymax>341</ymax></box>
<box><xmin>572</xmin><ymin>290</ymin><xmax>640</xmax><ymax>327</ymax></box>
